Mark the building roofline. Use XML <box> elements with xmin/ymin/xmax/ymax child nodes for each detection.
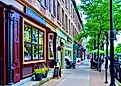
<box><xmin>71</xmin><ymin>0</ymin><xmax>83</xmax><ymax>25</ymax></box>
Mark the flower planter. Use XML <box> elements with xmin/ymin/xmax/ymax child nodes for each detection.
<box><xmin>35</xmin><ymin>74</ymin><xmax>42</xmax><ymax>81</ymax></box>
<box><xmin>42</xmin><ymin>72</ymin><xmax>48</xmax><ymax>78</ymax></box>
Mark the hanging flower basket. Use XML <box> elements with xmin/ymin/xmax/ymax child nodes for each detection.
<box><xmin>57</xmin><ymin>46</ymin><xmax>63</xmax><ymax>51</ymax></box>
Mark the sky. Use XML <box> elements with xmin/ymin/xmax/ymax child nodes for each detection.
<box><xmin>75</xmin><ymin>0</ymin><xmax>121</xmax><ymax>48</ymax></box>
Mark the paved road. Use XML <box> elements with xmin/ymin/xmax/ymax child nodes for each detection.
<box><xmin>56</xmin><ymin>60</ymin><xmax>90</xmax><ymax>86</ymax></box>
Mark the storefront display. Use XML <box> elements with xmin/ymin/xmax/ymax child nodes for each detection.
<box><xmin>24</xmin><ymin>23</ymin><xmax>44</xmax><ymax>61</ymax></box>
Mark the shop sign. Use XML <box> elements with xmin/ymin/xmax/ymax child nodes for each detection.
<box><xmin>67</xmin><ymin>38</ymin><xmax>72</xmax><ymax>43</ymax></box>
<box><xmin>65</xmin><ymin>44</ymin><xmax>72</xmax><ymax>50</ymax></box>
<box><xmin>25</xmin><ymin>7</ymin><xmax>46</xmax><ymax>25</ymax></box>
<box><xmin>56</xmin><ymin>29</ymin><xmax>67</xmax><ymax>41</ymax></box>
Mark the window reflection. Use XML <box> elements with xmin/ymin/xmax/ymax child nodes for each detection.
<box><xmin>49</xmin><ymin>35</ymin><xmax>54</xmax><ymax>58</ymax></box>
<box><xmin>24</xmin><ymin>23</ymin><xmax>44</xmax><ymax>61</ymax></box>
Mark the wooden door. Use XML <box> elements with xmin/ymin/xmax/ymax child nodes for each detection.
<box><xmin>12</xmin><ymin>12</ymin><xmax>20</xmax><ymax>83</ymax></box>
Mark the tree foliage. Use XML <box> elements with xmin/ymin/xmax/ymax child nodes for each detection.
<box><xmin>76</xmin><ymin>0</ymin><xmax>121</xmax><ymax>51</ymax></box>
<box><xmin>115</xmin><ymin>43</ymin><xmax>121</xmax><ymax>53</ymax></box>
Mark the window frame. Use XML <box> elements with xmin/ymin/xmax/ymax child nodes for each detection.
<box><xmin>23</xmin><ymin>18</ymin><xmax>46</xmax><ymax>64</ymax></box>
<box><xmin>48</xmin><ymin>33</ymin><xmax>54</xmax><ymax>60</ymax></box>
<box><xmin>57</xmin><ymin>1</ymin><xmax>60</xmax><ymax>21</ymax></box>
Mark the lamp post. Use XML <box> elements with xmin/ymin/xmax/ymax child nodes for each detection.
<box><xmin>109</xmin><ymin>0</ymin><xmax>116</xmax><ymax>85</ymax></box>
<box><xmin>105</xmin><ymin>32</ymin><xmax>108</xmax><ymax>84</ymax></box>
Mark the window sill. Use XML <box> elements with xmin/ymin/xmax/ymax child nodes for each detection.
<box><xmin>62</xmin><ymin>26</ymin><xmax>65</xmax><ymax>30</ymax></box>
<box><xmin>65</xmin><ymin>5</ymin><xmax>68</xmax><ymax>9</ymax></box>
<box><xmin>57</xmin><ymin>20</ymin><xmax>61</xmax><ymax>25</ymax></box>
<box><xmin>51</xmin><ymin>13</ymin><xmax>55</xmax><ymax>18</ymax></box>
<box><xmin>49</xmin><ymin>57</ymin><xmax>54</xmax><ymax>60</ymax></box>
<box><xmin>23</xmin><ymin>60</ymin><xmax>46</xmax><ymax>64</ymax></box>
<box><xmin>40</xmin><ymin>4</ymin><xmax>47</xmax><ymax>10</ymax></box>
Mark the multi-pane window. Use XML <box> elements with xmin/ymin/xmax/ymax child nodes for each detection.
<box><xmin>62</xmin><ymin>9</ymin><xmax>64</xmax><ymax>26</ymax></box>
<box><xmin>24</xmin><ymin>23</ymin><xmax>44</xmax><ymax>61</ymax></box>
<box><xmin>57</xmin><ymin>1</ymin><xmax>60</xmax><ymax>21</ymax></box>
<box><xmin>65</xmin><ymin>14</ymin><xmax>68</xmax><ymax>32</ymax></box>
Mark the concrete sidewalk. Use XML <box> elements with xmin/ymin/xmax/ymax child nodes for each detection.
<box><xmin>89</xmin><ymin>69</ymin><xmax>119</xmax><ymax>86</ymax></box>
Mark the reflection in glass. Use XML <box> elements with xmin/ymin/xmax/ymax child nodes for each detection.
<box><xmin>49</xmin><ymin>35</ymin><xmax>54</xmax><ymax>58</ymax></box>
<box><xmin>39</xmin><ymin>46</ymin><xmax>44</xmax><ymax>59</ymax></box>
<box><xmin>24</xmin><ymin>43</ymin><xmax>32</xmax><ymax>60</ymax></box>
<box><xmin>39</xmin><ymin>31</ymin><xmax>43</xmax><ymax>45</ymax></box>
<box><xmin>24</xmin><ymin>24</ymin><xmax>31</xmax><ymax>42</ymax></box>
<box><xmin>32</xmin><ymin>28</ymin><xmax>38</xmax><ymax>44</ymax></box>
<box><xmin>24</xmin><ymin>23</ymin><xmax>44</xmax><ymax>61</ymax></box>
<box><xmin>32</xmin><ymin>44</ymin><xmax>39</xmax><ymax>60</ymax></box>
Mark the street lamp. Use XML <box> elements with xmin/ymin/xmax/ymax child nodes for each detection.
<box><xmin>109</xmin><ymin>0</ymin><xmax>116</xmax><ymax>85</ymax></box>
<box><xmin>105</xmin><ymin>32</ymin><xmax>109</xmax><ymax>84</ymax></box>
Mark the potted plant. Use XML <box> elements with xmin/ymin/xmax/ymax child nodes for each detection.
<box><xmin>33</xmin><ymin>69</ymin><xmax>44</xmax><ymax>81</ymax></box>
<box><xmin>42</xmin><ymin>66</ymin><xmax>50</xmax><ymax>78</ymax></box>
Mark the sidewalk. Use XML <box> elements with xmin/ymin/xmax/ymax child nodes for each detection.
<box><xmin>89</xmin><ymin>68</ymin><xmax>119</xmax><ymax>86</ymax></box>
<box><xmin>89</xmin><ymin>69</ymin><xmax>110</xmax><ymax>86</ymax></box>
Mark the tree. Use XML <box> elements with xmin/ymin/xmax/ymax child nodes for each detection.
<box><xmin>76</xmin><ymin>0</ymin><xmax>121</xmax><ymax>51</ymax></box>
<box><xmin>115</xmin><ymin>43</ymin><xmax>121</xmax><ymax>53</ymax></box>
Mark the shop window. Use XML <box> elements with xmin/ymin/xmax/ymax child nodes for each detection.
<box><xmin>48</xmin><ymin>34</ymin><xmax>54</xmax><ymax>59</ymax></box>
<box><xmin>24</xmin><ymin>23</ymin><xmax>44</xmax><ymax>61</ymax></box>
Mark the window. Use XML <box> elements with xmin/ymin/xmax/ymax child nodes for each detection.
<box><xmin>57</xmin><ymin>1</ymin><xmax>60</xmax><ymax>21</ymax></box>
<box><xmin>73</xmin><ymin>26</ymin><xmax>75</xmax><ymax>37</ymax></box>
<box><xmin>73</xmin><ymin>9</ymin><xmax>74</xmax><ymax>19</ymax></box>
<box><xmin>69</xmin><ymin>19</ymin><xmax>70</xmax><ymax>34</ymax></box>
<box><xmin>24</xmin><ymin>23</ymin><xmax>44</xmax><ymax>61</ymax></box>
<box><xmin>71</xmin><ymin>23</ymin><xmax>73</xmax><ymax>35</ymax></box>
<box><xmin>49</xmin><ymin>0</ymin><xmax>56</xmax><ymax>16</ymax></box>
<box><xmin>62</xmin><ymin>9</ymin><xmax>64</xmax><ymax>26</ymax></box>
<box><xmin>65</xmin><ymin>14</ymin><xmax>68</xmax><ymax>32</ymax></box>
<box><xmin>65</xmin><ymin>0</ymin><xmax>67</xmax><ymax>6</ymax></box>
<box><xmin>68</xmin><ymin>0</ymin><xmax>70</xmax><ymax>13</ymax></box>
<box><xmin>48</xmin><ymin>34</ymin><xmax>54</xmax><ymax>59</ymax></box>
<box><xmin>71</xmin><ymin>4</ymin><xmax>72</xmax><ymax>16</ymax></box>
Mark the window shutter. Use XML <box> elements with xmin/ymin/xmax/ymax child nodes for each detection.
<box><xmin>46</xmin><ymin>0</ymin><xmax>48</xmax><ymax>9</ymax></box>
<box><xmin>53</xmin><ymin>0</ymin><xmax>56</xmax><ymax>17</ymax></box>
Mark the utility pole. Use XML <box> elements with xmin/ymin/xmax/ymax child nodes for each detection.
<box><xmin>109</xmin><ymin>0</ymin><xmax>116</xmax><ymax>85</ymax></box>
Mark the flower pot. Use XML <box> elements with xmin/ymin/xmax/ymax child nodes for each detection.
<box><xmin>35</xmin><ymin>74</ymin><xmax>42</xmax><ymax>81</ymax></box>
<box><xmin>42</xmin><ymin>72</ymin><xmax>48</xmax><ymax>78</ymax></box>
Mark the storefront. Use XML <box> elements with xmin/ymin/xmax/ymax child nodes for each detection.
<box><xmin>0</xmin><ymin>1</ymin><xmax>56</xmax><ymax>85</ymax></box>
<box><xmin>56</xmin><ymin>29</ymin><xmax>67</xmax><ymax>68</ymax></box>
<box><xmin>65</xmin><ymin>38</ymin><xmax>73</xmax><ymax>61</ymax></box>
